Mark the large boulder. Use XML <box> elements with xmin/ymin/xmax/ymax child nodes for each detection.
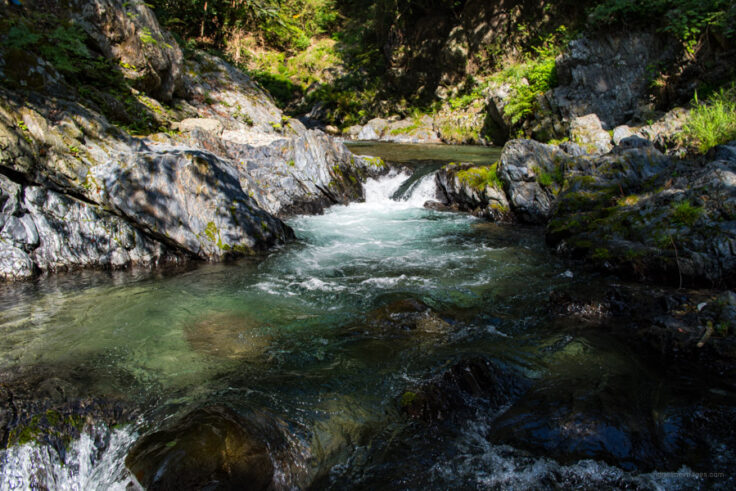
<box><xmin>0</xmin><ymin>173</ymin><xmax>180</xmax><ymax>278</ymax></box>
<box><xmin>400</xmin><ymin>358</ymin><xmax>527</xmax><ymax>424</ymax></box>
<box><xmin>93</xmin><ymin>149</ymin><xmax>293</xmax><ymax>258</ymax></box>
<box><xmin>498</xmin><ymin>140</ymin><xmax>570</xmax><ymax>224</ymax></box>
<box><xmin>547</xmin><ymin>146</ymin><xmax>736</xmax><ymax>287</ymax></box>
<box><xmin>75</xmin><ymin>0</ymin><xmax>184</xmax><ymax>102</ymax></box>
<box><xmin>435</xmin><ymin>162</ymin><xmax>513</xmax><ymax>221</ymax></box>
<box><xmin>126</xmin><ymin>406</ymin><xmax>281</xmax><ymax>490</ymax></box>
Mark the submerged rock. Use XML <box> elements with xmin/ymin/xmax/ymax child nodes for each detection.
<box><xmin>359</xmin><ymin>298</ymin><xmax>452</xmax><ymax>336</ymax></box>
<box><xmin>126</xmin><ymin>406</ymin><xmax>281</xmax><ymax>490</ymax></box>
<box><xmin>0</xmin><ymin>367</ymin><xmax>138</xmax><ymax>451</ymax></box>
<box><xmin>183</xmin><ymin>311</ymin><xmax>271</xmax><ymax>360</ymax></box>
<box><xmin>400</xmin><ymin>358</ymin><xmax>526</xmax><ymax>424</ymax></box>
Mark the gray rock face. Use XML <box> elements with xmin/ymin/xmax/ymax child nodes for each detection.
<box><xmin>553</xmin><ymin>32</ymin><xmax>675</xmax><ymax>128</ymax></box>
<box><xmin>498</xmin><ymin>140</ymin><xmax>568</xmax><ymax>224</ymax></box>
<box><xmin>224</xmin><ymin>130</ymin><xmax>369</xmax><ymax>217</ymax></box>
<box><xmin>613</xmin><ymin>125</ymin><xmax>634</xmax><ymax>146</ymax></box>
<box><xmin>570</xmin><ymin>114</ymin><xmax>613</xmax><ymax>155</ymax></box>
<box><xmin>547</xmin><ymin>146</ymin><xmax>736</xmax><ymax>287</ymax></box>
<box><xmin>75</xmin><ymin>0</ymin><xmax>184</xmax><ymax>102</ymax></box>
<box><xmin>435</xmin><ymin>163</ymin><xmax>512</xmax><ymax>221</ymax></box>
<box><xmin>0</xmin><ymin>6</ymin><xmax>371</xmax><ymax>281</ymax></box>
<box><xmin>483</xmin><ymin>82</ymin><xmax>514</xmax><ymax>144</ymax></box>
<box><xmin>94</xmin><ymin>149</ymin><xmax>293</xmax><ymax>258</ymax></box>
<box><xmin>344</xmin><ymin>116</ymin><xmax>442</xmax><ymax>144</ymax></box>
<box><xmin>0</xmin><ymin>174</ymin><xmax>180</xmax><ymax>280</ymax></box>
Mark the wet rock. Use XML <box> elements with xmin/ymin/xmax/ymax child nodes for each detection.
<box><xmin>184</xmin><ymin>311</ymin><xmax>271</xmax><ymax>360</ymax></box>
<box><xmin>435</xmin><ymin>163</ymin><xmax>513</xmax><ymax>222</ymax></box>
<box><xmin>570</xmin><ymin>114</ymin><xmax>613</xmax><ymax>155</ymax></box>
<box><xmin>0</xmin><ymin>243</ymin><xmax>34</xmax><ymax>280</ymax></box>
<box><xmin>75</xmin><ymin>0</ymin><xmax>183</xmax><ymax>102</ymax></box>
<box><xmin>489</xmin><ymin>373</ymin><xmax>693</xmax><ymax>472</ymax></box>
<box><xmin>549</xmin><ymin>289</ymin><xmax>616</xmax><ymax>323</ymax></box>
<box><xmin>224</xmin><ymin>129</ymin><xmax>370</xmax><ymax>218</ymax></box>
<box><xmin>0</xmin><ymin>368</ymin><xmax>137</xmax><ymax>451</ymax></box>
<box><xmin>498</xmin><ymin>139</ymin><xmax>569</xmax><ymax>224</ymax></box>
<box><xmin>126</xmin><ymin>406</ymin><xmax>279</xmax><ymax>490</ymax></box>
<box><xmin>362</xmin><ymin>298</ymin><xmax>451</xmax><ymax>335</ymax></box>
<box><xmin>400</xmin><ymin>358</ymin><xmax>526</xmax><ymax>424</ymax></box>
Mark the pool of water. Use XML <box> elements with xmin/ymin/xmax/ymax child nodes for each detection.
<box><xmin>0</xmin><ymin>144</ymin><xmax>732</xmax><ymax>490</ymax></box>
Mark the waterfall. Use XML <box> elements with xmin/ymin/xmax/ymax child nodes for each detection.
<box><xmin>362</xmin><ymin>170</ymin><xmax>438</xmax><ymax>209</ymax></box>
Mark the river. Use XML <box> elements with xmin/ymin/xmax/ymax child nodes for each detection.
<box><xmin>0</xmin><ymin>143</ymin><xmax>730</xmax><ymax>490</ymax></box>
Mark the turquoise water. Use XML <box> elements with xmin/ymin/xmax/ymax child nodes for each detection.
<box><xmin>0</xmin><ymin>145</ymin><xmax>730</xmax><ymax>489</ymax></box>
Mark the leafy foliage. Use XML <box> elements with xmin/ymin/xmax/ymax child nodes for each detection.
<box><xmin>589</xmin><ymin>0</ymin><xmax>734</xmax><ymax>51</ymax></box>
<box><xmin>149</xmin><ymin>0</ymin><xmax>338</xmax><ymax>49</ymax></box>
<box><xmin>493</xmin><ymin>27</ymin><xmax>569</xmax><ymax>126</ymax></box>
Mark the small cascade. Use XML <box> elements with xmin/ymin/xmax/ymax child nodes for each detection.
<box><xmin>401</xmin><ymin>173</ymin><xmax>439</xmax><ymax>207</ymax></box>
<box><xmin>0</xmin><ymin>427</ymin><xmax>139</xmax><ymax>491</ymax></box>
<box><xmin>362</xmin><ymin>169</ymin><xmax>438</xmax><ymax>210</ymax></box>
<box><xmin>363</xmin><ymin>170</ymin><xmax>413</xmax><ymax>204</ymax></box>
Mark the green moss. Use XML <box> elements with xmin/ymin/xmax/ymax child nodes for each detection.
<box><xmin>203</xmin><ymin>221</ymin><xmax>218</xmax><ymax>242</ymax></box>
<box><xmin>400</xmin><ymin>391</ymin><xmax>417</xmax><ymax>407</ymax></box>
<box><xmin>592</xmin><ymin>248</ymin><xmax>611</xmax><ymax>260</ymax></box>
<box><xmin>16</xmin><ymin>120</ymin><xmax>33</xmax><ymax>144</ymax></box>
<box><xmin>672</xmin><ymin>200</ymin><xmax>704</xmax><ymax>226</ymax></box>
<box><xmin>456</xmin><ymin>162</ymin><xmax>502</xmax><ymax>191</ymax></box>
<box><xmin>534</xmin><ymin>166</ymin><xmax>554</xmax><ymax>187</ymax></box>
<box><xmin>364</xmin><ymin>156</ymin><xmax>386</xmax><ymax>168</ymax></box>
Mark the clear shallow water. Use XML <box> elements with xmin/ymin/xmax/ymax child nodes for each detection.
<box><xmin>346</xmin><ymin>141</ymin><xmax>502</xmax><ymax>164</ymax></box>
<box><xmin>0</xmin><ymin>145</ymin><xmax>731</xmax><ymax>489</ymax></box>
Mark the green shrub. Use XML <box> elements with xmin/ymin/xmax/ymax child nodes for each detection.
<box><xmin>682</xmin><ymin>86</ymin><xmax>736</xmax><ymax>153</ymax></box>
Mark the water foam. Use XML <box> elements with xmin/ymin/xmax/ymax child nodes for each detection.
<box><xmin>0</xmin><ymin>427</ymin><xmax>139</xmax><ymax>491</ymax></box>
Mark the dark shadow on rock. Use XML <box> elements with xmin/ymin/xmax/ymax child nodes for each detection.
<box><xmin>126</xmin><ymin>405</ymin><xmax>285</xmax><ymax>491</ymax></box>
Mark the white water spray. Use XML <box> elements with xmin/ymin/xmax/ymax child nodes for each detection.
<box><xmin>0</xmin><ymin>427</ymin><xmax>140</xmax><ymax>491</ymax></box>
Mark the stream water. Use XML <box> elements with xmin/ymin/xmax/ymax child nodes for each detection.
<box><xmin>0</xmin><ymin>143</ymin><xmax>732</xmax><ymax>489</ymax></box>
